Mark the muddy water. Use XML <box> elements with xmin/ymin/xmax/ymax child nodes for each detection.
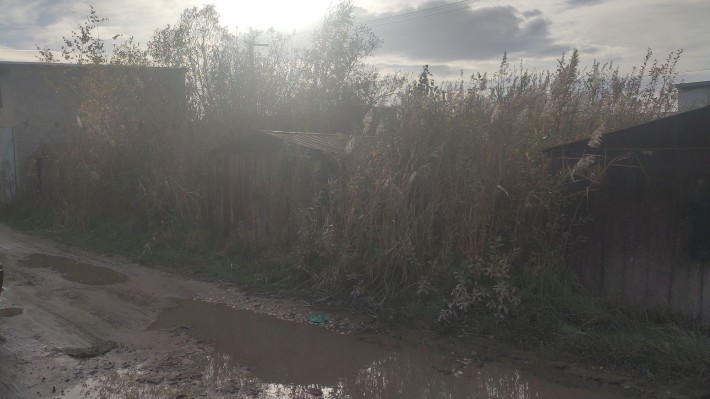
<box><xmin>0</xmin><ymin>307</ymin><xmax>23</xmax><ymax>317</ymax></box>
<box><xmin>149</xmin><ymin>300</ymin><xmax>619</xmax><ymax>399</ymax></box>
<box><xmin>22</xmin><ymin>254</ymin><xmax>127</xmax><ymax>285</ymax></box>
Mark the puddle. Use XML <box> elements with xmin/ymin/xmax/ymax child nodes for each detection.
<box><xmin>0</xmin><ymin>307</ymin><xmax>23</xmax><ymax>317</ymax></box>
<box><xmin>150</xmin><ymin>300</ymin><xmax>385</xmax><ymax>386</ymax></box>
<box><xmin>22</xmin><ymin>254</ymin><xmax>127</xmax><ymax>285</ymax></box>
<box><xmin>148</xmin><ymin>300</ymin><xmax>620</xmax><ymax>399</ymax></box>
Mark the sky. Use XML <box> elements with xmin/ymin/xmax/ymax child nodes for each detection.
<box><xmin>1</xmin><ymin>0</ymin><xmax>709</xmax><ymax>83</ymax></box>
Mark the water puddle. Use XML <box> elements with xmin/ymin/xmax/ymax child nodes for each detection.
<box><xmin>21</xmin><ymin>254</ymin><xmax>127</xmax><ymax>285</ymax></box>
<box><xmin>0</xmin><ymin>307</ymin><xmax>23</xmax><ymax>317</ymax></box>
<box><xmin>147</xmin><ymin>300</ymin><xmax>619</xmax><ymax>399</ymax></box>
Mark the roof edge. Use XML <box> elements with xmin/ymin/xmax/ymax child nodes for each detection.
<box><xmin>676</xmin><ymin>81</ymin><xmax>710</xmax><ymax>89</ymax></box>
<box><xmin>542</xmin><ymin>105</ymin><xmax>710</xmax><ymax>153</ymax></box>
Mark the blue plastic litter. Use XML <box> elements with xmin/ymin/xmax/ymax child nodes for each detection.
<box><xmin>308</xmin><ymin>314</ymin><xmax>330</xmax><ymax>324</ymax></box>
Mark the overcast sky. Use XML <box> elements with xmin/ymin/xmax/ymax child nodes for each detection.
<box><xmin>1</xmin><ymin>0</ymin><xmax>708</xmax><ymax>82</ymax></box>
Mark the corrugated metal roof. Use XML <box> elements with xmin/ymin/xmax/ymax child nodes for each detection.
<box><xmin>259</xmin><ymin>130</ymin><xmax>349</xmax><ymax>154</ymax></box>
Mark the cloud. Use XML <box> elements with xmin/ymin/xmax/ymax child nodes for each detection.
<box><xmin>357</xmin><ymin>2</ymin><xmax>566</xmax><ymax>63</ymax></box>
<box><xmin>2</xmin><ymin>0</ymin><xmax>708</xmax><ymax>84</ymax></box>
<box><xmin>0</xmin><ymin>0</ymin><xmax>194</xmax><ymax>59</ymax></box>
<box><xmin>548</xmin><ymin>0</ymin><xmax>710</xmax><ymax>81</ymax></box>
<box><xmin>566</xmin><ymin>0</ymin><xmax>604</xmax><ymax>7</ymax></box>
<box><xmin>370</xmin><ymin>61</ymin><xmax>465</xmax><ymax>80</ymax></box>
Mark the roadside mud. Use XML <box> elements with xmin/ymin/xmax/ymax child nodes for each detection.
<box><xmin>20</xmin><ymin>254</ymin><xmax>127</xmax><ymax>285</ymax></box>
<box><xmin>60</xmin><ymin>340</ymin><xmax>118</xmax><ymax>359</ymax></box>
<box><xmin>59</xmin><ymin>349</ymin><xmax>256</xmax><ymax>399</ymax></box>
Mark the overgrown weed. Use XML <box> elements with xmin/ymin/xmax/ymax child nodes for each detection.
<box><xmin>296</xmin><ymin>49</ymin><xmax>683</xmax><ymax>314</ymax></box>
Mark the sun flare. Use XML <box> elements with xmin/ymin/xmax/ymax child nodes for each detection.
<box><xmin>204</xmin><ymin>0</ymin><xmax>333</xmax><ymax>32</ymax></box>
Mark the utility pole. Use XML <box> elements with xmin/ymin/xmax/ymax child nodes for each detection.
<box><xmin>246</xmin><ymin>34</ymin><xmax>269</xmax><ymax>118</ymax></box>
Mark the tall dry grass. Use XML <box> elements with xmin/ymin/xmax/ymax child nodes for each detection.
<box><xmin>296</xmin><ymin>49</ymin><xmax>682</xmax><ymax>314</ymax></box>
<box><xmin>37</xmin><ymin>66</ymin><xmax>204</xmax><ymax>238</ymax></box>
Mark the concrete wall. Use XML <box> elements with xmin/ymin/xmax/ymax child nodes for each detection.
<box><xmin>0</xmin><ymin>62</ymin><xmax>185</xmax><ymax>198</ymax></box>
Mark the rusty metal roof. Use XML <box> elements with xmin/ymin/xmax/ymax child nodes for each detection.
<box><xmin>259</xmin><ymin>130</ymin><xmax>349</xmax><ymax>154</ymax></box>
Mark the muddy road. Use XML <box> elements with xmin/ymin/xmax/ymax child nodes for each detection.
<box><xmin>0</xmin><ymin>225</ymin><xmax>624</xmax><ymax>399</ymax></box>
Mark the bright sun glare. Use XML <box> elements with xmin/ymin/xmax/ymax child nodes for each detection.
<box><xmin>204</xmin><ymin>0</ymin><xmax>334</xmax><ymax>33</ymax></box>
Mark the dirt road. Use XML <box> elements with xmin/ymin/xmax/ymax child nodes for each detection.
<box><xmin>0</xmin><ymin>224</ymin><xmax>307</xmax><ymax>398</ymax></box>
<box><xmin>0</xmin><ymin>225</ymin><xmax>625</xmax><ymax>399</ymax></box>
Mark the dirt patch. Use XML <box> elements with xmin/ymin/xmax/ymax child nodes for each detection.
<box><xmin>60</xmin><ymin>346</ymin><xmax>255</xmax><ymax>399</ymax></box>
<box><xmin>20</xmin><ymin>253</ymin><xmax>127</xmax><ymax>285</ymax></box>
